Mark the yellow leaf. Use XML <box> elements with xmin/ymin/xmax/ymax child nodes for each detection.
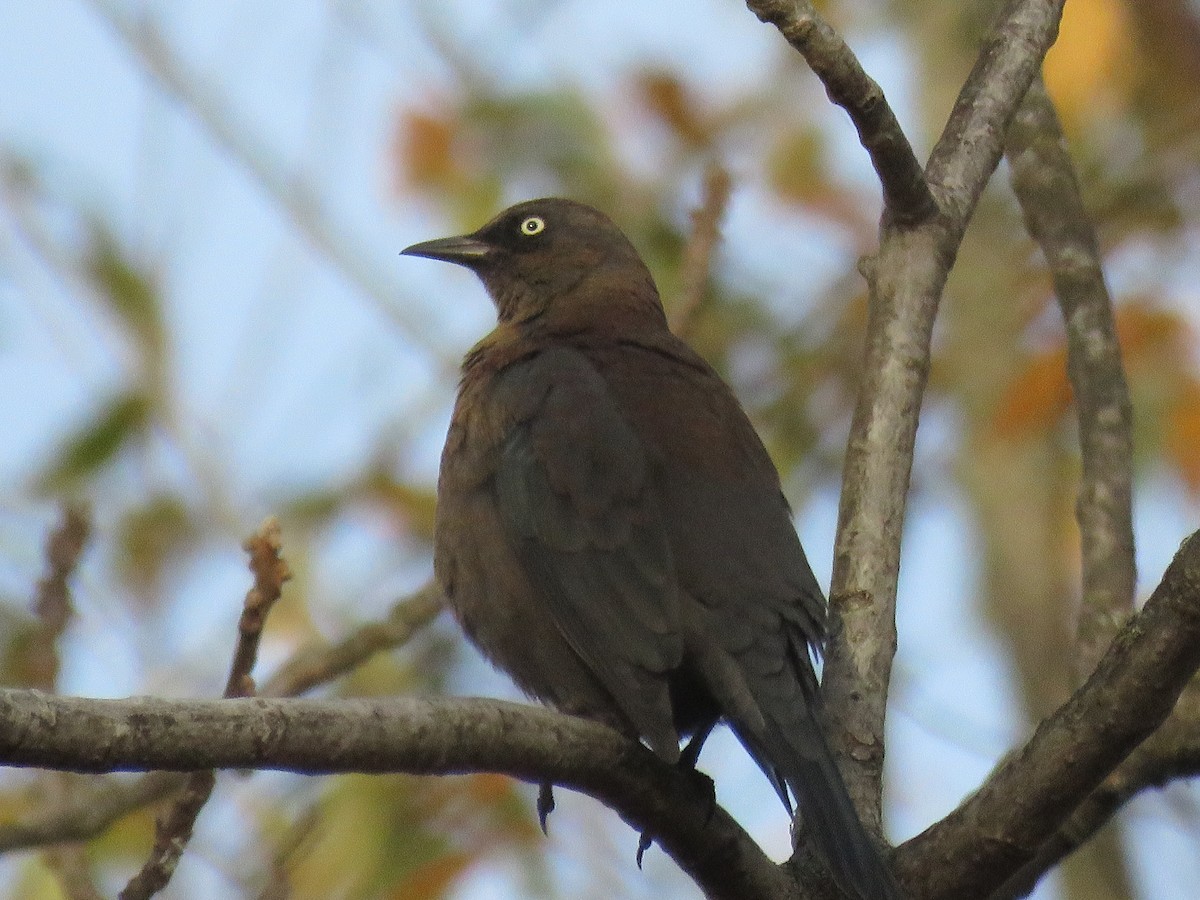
<box><xmin>1043</xmin><ymin>0</ymin><xmax>1135</xmax><ymax>129</ymax></box>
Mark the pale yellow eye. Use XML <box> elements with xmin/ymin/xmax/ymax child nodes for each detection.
<box><xmin>519</xmin><ymin>216</ymin><xmax>545</xmax><ymax>236</ymax></box>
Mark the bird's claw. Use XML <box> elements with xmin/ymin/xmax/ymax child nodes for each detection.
<box><xmin>636</xmin><ymin>829</ymin><xmax>653</xmax><ymax>868</ymax></box>
<box><xmin>537</xmin><ymin>782</ymin><xmax>556</xmax><ymax>835</ymax></box>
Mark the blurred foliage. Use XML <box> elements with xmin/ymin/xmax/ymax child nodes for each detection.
<box><xmin>36</xmin><ymin>391</ymin><xmax>151</xmax><ymax>494</ymax></box>
<box><xmin>3</xmin><ymin>1</ymin><xmax>1200</xmax><ymax>899</ymax></box>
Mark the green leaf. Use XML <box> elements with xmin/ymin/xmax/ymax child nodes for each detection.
<box><xmin>38</xmin><ymin>391</ymin><xmax>150</xmax><ymax>491</ymax></box>
<box><xmin>86</xmin><ymin>228</ymin><xmax>164</xmax><ymax>361</ymax></box>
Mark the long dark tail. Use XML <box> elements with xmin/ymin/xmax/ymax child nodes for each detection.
<box><xmin>736</xmin><ymin>712</ymin><xmax>904</xmax><ymax>900</ymax></box>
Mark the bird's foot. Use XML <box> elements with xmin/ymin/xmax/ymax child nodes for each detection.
<box><xmin>635</xmin><ymin>738</ymin><xmax>719</xmax><ymax>866</ymax></box>
<box><xmin>537</xmin><ymin>781</ymin><xmax>556</xmax><ymax>835</ymax></box>
<box><xmin>636</xmin><ymin>830</ymin><xmax>653</xmax><ymax>868</ymax></box>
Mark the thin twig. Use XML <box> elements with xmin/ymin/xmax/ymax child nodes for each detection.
<box><xmin>29</xmin><ymin>504</ymin><xmax>90</xmax><ymax>690</ymax></box>
<box><xmin>746</xmin><ymin>0</ymin><xmax>936</xmax><ymax>225</ymax></box>
<box><xmin>0</xmin><ymin>772</ymin><xmax>187</xmax><ymax>853</ymax></box>
<box><xmin>29</xmin><ymin>506</ymin><xmax>101</xmax><ymax>900</ymax></box>
<box><xmin>670</xmin><ymin>164</ymin><xmax>732</xmax><ymax>338</ymax></box>
<box><xmin>260</xmin><ymin>582</ymin><xmax>443</xmax><ymax>698</ymax></box>
<box><xmin>225</xmin><ymin>519</ymin><xmax>294</xmax><ymax>699</ymax></box>
<box><xmin>119</xmin><ymin>518</ymin><xmax>291</xmax><ymax>900</ymax></box>
<box><xmin>1004</xmin><ymin>76</ymin><xmax>1136</xmax><ymax>678</ymax></box>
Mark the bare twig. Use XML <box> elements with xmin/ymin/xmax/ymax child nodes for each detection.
<box><xmin>746</xmin><ymin>0</ymin><xmax>936</xmax><ymax>225</ymax></box>
<box><xmin>29</xmin><ymin>505</ymin><xmax>90</xmax><ymax>690</ymax></box>
<box><xmin>0</xmin><ymin>771</ymin><xmax>187</xmax><ymax>853</ymax></box>
<box><xmin>670</xmin><ymin>164</ymin><xmax>732</xmax><ymax>338</ymax></box>
<box><xmin>29</xmin><ymin>506</ymin><xmax>100</xmax><ymax>900</ymax></box>
<box><xmin>120</xmin><ymin>518</ymin><xmax>291</xmax><ymax>900</ymax></box>
<box><xmin>1004</xmin><ymin>76</ymin><xmax>1136</xmax><ymax>678</ymax></box>
<box><xmin>260</xmin><ymin>582</ymin><xmax>443</xmax><ymax>698</ymax></box>
<box><xmin>897</xmin><ymin>531</ymin><xmax>1200</xmax><ymax>899</ymax></box>
<box><xmin>225</xmin><ymin>519</ymin><xmax>293</xmax><ymax>699</ymax></box>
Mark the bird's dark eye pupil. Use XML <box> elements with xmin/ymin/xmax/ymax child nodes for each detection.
<box><xmin>520</xmin><ymin>217</ymin><xmax>545</xmax><ymax>236</ymax></box>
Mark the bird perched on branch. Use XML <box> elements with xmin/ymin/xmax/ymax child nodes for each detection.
<box><xmin>402</xmin><ymin>198</ymin><xmax>901</xmax><ymax>900</ymax></box>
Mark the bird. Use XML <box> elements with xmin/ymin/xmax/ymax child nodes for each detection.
<box><xmin>402</xmin><ymin>198</ymin><xmax>902</xmax><ymax>900</ymax></box>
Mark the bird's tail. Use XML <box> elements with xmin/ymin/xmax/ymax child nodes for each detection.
<box><xmin>736</xmin><ymin>712</ymin><xmax>904</xmax><ymax>900</ymax></box>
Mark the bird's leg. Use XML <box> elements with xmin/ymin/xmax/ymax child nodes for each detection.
<box><xmin>636</xmin><ymin>722</ymin><xmax>718</xmax><ymax>867</ymax></box>
<box><xmin>537</xmin><ymin>781</ymin><xmax>556</xmax><ymax>835</ymax></box>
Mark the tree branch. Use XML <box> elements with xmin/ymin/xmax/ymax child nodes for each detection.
<box><xmin>29</xmin><ymin>506</ymin><xmax>101</xmax><ymax>900</ymax></box>
<box><xmin>992</xmin><ymin>686</ymin><xmax>1200</xmax><ymax>898</ymax></box>
<box><xmin>4</xmin><ymin>519</ymin><xmax>1197</xmax><ymax>900</ymax></box>
<box><xmin>1004</xmin><ymin>76</ymin><xmax>1136</xmax><ymax>677</ymax></box>
<box><xmin>29</xmin><ymin>504</ymin><xmax>90</xmax><ymax>691</ymax></box>
<box><xmin>745</xmin><ymin>0</ymin><xmax>936</xmax><ymax>225</ymax></box>
<box><xmin>822</xmin><ymin>0</ymin><xmax>1066</xmax><ymax>827</ymax></box>
<box><xmin>670</xmin><ymin>163</ymin><xmax>732</xmax><ymax>338</ymax></box>
<box><xmin>0</xmin><ymin>692</ymin><xmax>793</xmax><ymax>900</ymax></box>
<box><xmin>896</xmin><ymin>529</ymin><xmax>1200</xmax><ymax>899</ymax></box>
<box><xmin>259</xmin><ymin>582</ymin><xmax>443</xmax><ymax>699</ymax></box>
<box><xmin>0</xmin><ymin>584</ymin><xmax>444</xmax><ymax>856</ymax></box>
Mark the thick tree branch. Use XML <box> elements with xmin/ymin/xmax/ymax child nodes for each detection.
<box><xmin>746</xmin><ymin>0</ymin><xmax>936</xmax><ymax>225</ymax></box>
<box><xmin>822</xmin><ymin>0</ymin><xmax>1066</xmax><ymax>828</ymax></box>
<box><xmin>993</xmin><ymin>686</ymin><xmax>1200</xmax><ymax>898</ymax></box>
<box><xmin>0</xmin><ymin>585</ymin><xmax>443</xmax><ymax>856</ymax></box>
<box><xmin>896</xmin><ymin>530</ymin><xmax>1200</xmax><ymax>899</ymax></box>
<box><xmin>1004</xmin><ymin>76</ymin><xmax>1137</xmax><ymax>677</ymax></box>
<box><xmin>0</xmin><ymin>693</ymin><xmax>793</xmax><ymax>900</ymax></box>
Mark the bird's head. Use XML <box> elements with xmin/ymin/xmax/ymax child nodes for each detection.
<box><xmin>402</xmin><ymin>198</ymin><xmax>663</xmax><ymax>325</ymax></box>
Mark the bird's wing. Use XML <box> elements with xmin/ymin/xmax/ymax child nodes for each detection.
<box><xmin>489</xmin><ymin>346</ymin><xmax>683</xmax><ymax>758</ymax></box>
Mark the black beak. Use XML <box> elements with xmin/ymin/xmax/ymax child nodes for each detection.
<box><xmin>400</xmin><ymin>234</ymin><xmax>492</xmax><ymax>268</ymax></box>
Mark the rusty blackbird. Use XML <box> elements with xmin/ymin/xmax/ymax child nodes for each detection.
<box><xmin>403</xmin><ymin>198</ymin><xmax>901</xmax><ymax>900</ymax></box>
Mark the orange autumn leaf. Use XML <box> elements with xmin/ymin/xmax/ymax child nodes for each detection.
<box><xmin>636</xmin><ymin>70</ymin><xmax>710</xmax><ymax>147</ymax></box>
<box><xmin>1043</xmin><ymin>0</ymin><xmax>1135</xmax><ymax>130</ymax></box>
<box><xmin>397</xmin><ymin>110</ymin><xmax>459</xmax><ymax>190</ymax></box>
<box><xmin>993</xmin><ymin>346</ymin><xmax>1072</xmax><ymax>438</ymax></box>
<box><xmin>1166</xmin><ymin>380</ymin><xmax>1200</xmax><ymax>493</ymax></box>
<box><xmin>460</xmin><ymin>772</ymin><xmax>517</xmax><ymax>807</ymax></box>
<box><xmin>1114</xmin><ymin>302</ymin><xmax>1189</xmax><ymax>362</ymax></box>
